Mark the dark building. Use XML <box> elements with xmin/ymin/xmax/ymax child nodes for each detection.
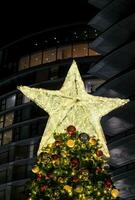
<box><xmin>88</xmin><ymin>0</ymin><xmax>135</xmax><ymax>199</ymax></box>
<box><xmin>0</xmin><ymin>23</ymin><xmax>102</xmax><ymax>200</ymax></box>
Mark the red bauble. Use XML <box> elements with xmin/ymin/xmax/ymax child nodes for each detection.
<box><xmin>51</xmin><ymin>154</ymin><xmax>60</xmax><ymax>160</ymax></box>
<box><xmin>41</xmin><ymin>185</ymin><xmax>48</xmax><ymax>192</ymax></box>
<box><xmin>55</xmin><ymin>140</ymin><xmax>62</xmax><ymax>147</ymax></box>
<box><xmin>67</xmin><ymin>125</ymin><xmax>76</xmax><ymax>136</ymax></box>
<box><xmin>96</xmin><ymin>150</ymin><xmax>103</xmax><ymax>157</ymax></box>
<box><xmin>71</xmin><ymin>176</ymin><xmax>80</xmax><ymax>183</ymax></box>
<box><xmin>46</xmin><ymin>172</ymin><xmax>53</xmax><ymax>180</ymax></box>
<box><xmin>70</xmin><ymin>157</ymin><xmax>80</xmax><ymax>168</ymax></box>
<box><xmin>96</xmin><ymin>167</ymin><xmax>102</xmax><ymax>173</ymax></box>
<box><xmin>104</xmin><ymin>179</ymin><xmax>112</xmax><ymax>188</ymax></box>
<box><xmin>37</xmin><ymin>173</ymin><xmax>42</xmax><ymax>181</ymax></box>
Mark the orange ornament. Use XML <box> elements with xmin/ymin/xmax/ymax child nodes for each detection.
<box><xmin>66</xmin><ymin>139</ymin><xmax>75</xmax><ymax>147</ymax></box>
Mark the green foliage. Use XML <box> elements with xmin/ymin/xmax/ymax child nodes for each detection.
<box><xmin>25</xmin><ymin>126</ymin><xmax>119</xmax><ymax>200</ymax></box>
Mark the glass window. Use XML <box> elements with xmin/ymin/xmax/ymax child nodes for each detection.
<box><xmin>57</xmin><ymin>45</ymin><xmax>72</xmax><ymax>60</ymax></box>
<box><xmin>36</xmin><ymin>70</ymin><xmax>49</xmax><ymax>82</ymax></box>
<box><xmin>30</xmin><ymin>51</ymin><xmax>42</xmax><ymax>67</ymax></box>
<box><xmin>6</xmin><ymin>95</ymin><xmax>16</xmax><ymax>109</ymax></box>
<box><xmin>0</xmin><ymin>151</ymin><xmax>8</xmax><ymax>164</ymax></box>
<box><xmin>19</xmin><ymin>55</ymin><xmax>30</xmax><ymax>71</ymax></box>
<box><xmin>3</xmin><ymin>130</ymin><xmax>12</xmax><ymax>145</ymax></box>
<box><xmin>0</xmin><ymin>133</ymin><xmax>2</xmax><ymax>146</ymax></box>
<box><xmin>11</xmin><ymin>185</ymin><xmax>25</xmax><ymax>200</ymax></box>
<box><xmin>43</xmin><ymin>48</ymin><xmax>56</xmax><ymax>63</ymax></box>
<box><xmin>73</xmin><ymin>43</ymin><xmax>88</xmax><ymax>58</ymax></box>
<box><xmin>20</xmin><ymin>125</ymin><xmax>29</xmax><ymax>139</ymax></box>
<box><xmin>0</xmin><ymin>190</ymin><xmax>5</xmax><ymax>200</ymax></box>
<box><xmin>0</xmin><ymin>99</ymin><xmax>6</xmax><ymax>111</ymax></box>
<box><xmin>13</xmin><ymin>165</ymin><xmax>27</xmax><ymax>180</ymax></box>
<box><xmin>0</xmin><ymin>170</ymin><xmax>7</xmax><ymax>184</ymax></box>
<box><xmin>16</xmin><ymin>93</ymin><xmax>23</xmax><ymax>106</ymax></box>
<box><xmin>15</xmin><ymin>145</ymin><xmax>28</xmax><ymax>160</ymax></box>
<box><xmin>5</xmin><ymin>112</ymin><xmax>14</xmax><ymax>127</ymax></box>
<box><xmin>0</xmin><ymin>116</ymin><xmax>4</xmax><ymax>128</ymax></box>
<box><xmin>14</xmin><ymin>110</ymin><xmax>21</xmax><ymax>123</ymax></box>
<box><xmin>22</xmin><ymin>95</ymin><xmax>30</xmax><ymax>103</ymax></box>
<box><xmin>13</xmin><ymin>127</ymin><xmax>20</xmax><ymax>141</ymax></box>
<box><xmin>50</xmin><ymin>66</ymin><xmax>59</xmax><ymax>80</ymax></box>
<box><xmin>85</xmin><ymin>80</ymin><xmax>92</xmax><ymax>93</ymax></box>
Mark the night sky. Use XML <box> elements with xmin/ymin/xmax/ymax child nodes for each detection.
<box><xmin>0</xmin><ymin>0</ymin><xmax>98</xmax><ymax>48</ymax></box>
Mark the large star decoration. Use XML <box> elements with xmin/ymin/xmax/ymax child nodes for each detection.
<box><xmin>18</xmin><ymin>60</ymin><xmax>129</xmax><ymax>157</ymax></box>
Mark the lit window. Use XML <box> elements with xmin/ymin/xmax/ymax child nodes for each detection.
<box><xmin>57</xmin><ymin>45</ymin><xmax>72</xmax><ymax>60</ymax></box>
<box><xmin>5</xmin><ymin>113</ymin><xmax>14</xmax><ymax>127</ymax></box>
<box><xmin>19</xmin><ymin>55</ymin><xmax>30</xmax><ymax>71</ymax></box>
<box><xmin>3</xmin><ymin>130</ymin><xmax>12</xmax><ymax>145</ymax></box>
<box><xmin>73</xmin><ymin>43</ymin><xmax>88</xmax><ymax>58</ymax></box>
<box><xmin>30</xmin><ymin>51</ymin><xmax>42</xmax><ymax>67</ymax></box>
<box><xmin>43</xmin><ymin>48</ymin><xmax>56</xmax><ymax>63</ymax></box>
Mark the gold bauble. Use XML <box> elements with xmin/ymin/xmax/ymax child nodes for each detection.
<box><xmin>97</xmin><ymin>191</ymin><xmax>101</xmax><ymax>196</ymax></box>
<box><xmin>61</xmin><ymin>150</ymin><xmax>69</xmax><ymax>157</ymax></box>
<box><xmin>111</xmin><ymin>189</ymin><xmax>119</xmax><ymax>198</ymax></box>
<box><xmin>89</xmin><ymin>138</ymin><xmax>97</xmax><ymax>145</ymax></box>
<box><xmin>75</xmin><ymin>185</ymin><xmax>83</xmax><ymax>193</ymax></box>
<box><xmin>71</xmin><ymin>170</ymin><xmax>77</xmax><ymax>176</ymax></box>
<box><xmin>66</xmin><ymin>139</ymin><xmax>75</xmax><ymax>148</ymax></box>
<box><xmin>63</xmin><ymin>185</ymin><xmax>72</xmax><ymax>193</ymax></box>
<box><xmin>79</xmin><ymin>193</ymin><xmax>86</xmax><ymax>200</ymax></box>
<box><xmin>32</xmin><ymin>165</ymin><xmax>40</xmax><ymax>174</ymax></box>
<box><xmin>52</xmin><ymin>159</ymin><xmax>60</xmax><ymax>166</ymax></box>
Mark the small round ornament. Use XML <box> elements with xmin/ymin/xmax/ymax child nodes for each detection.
<box><xmin>78</xmin><ymin>133</ymin><xmax>90</xmax><ymax>142</ymax></box>
<box><xmin>66</xmin><ymin>139</ymin><xmax>75</xmax><ymax>148</ymax></box>
<box><xmin>96</xmin><ymin>167</ymin><xmax>102</xmax><ymax>173</ymax></box>
<box><xmin>54</xmin><ymin>140</ymin><xmax>62</xmax><ymax>147</ymax></box>
<box><xmin>70</xmin><ymin>157</ymin><xmax>80</xmax><ymax>168</ymax></box>
<box><xmin>64</xmin><ymin>185</ymin><xmax>72</xmax><ymax>193</ymax></box>
<box><xmin>40</xmin><ymin>185</ymin><xmax>48</xmax><ymax>192</ymax></box>
<box><xmin>46</xmin><ymin>172</ymin><xmax>53</xmax><ymax>180</ymax></box>
<box><xmin>32</xmin><ymin>165</ymin><xmax>40</xmax><ymax>174</ymax></box>
<box><xmin>96</xmin><ymin>150</ymin><xmax>104</xmax><ymax>157</ymax></box>
<box><xmin>89</xmin><ymin>138</ymin><xmax>97</xmax><ymax>145</ymax></box>
<box><xmin>67</xmin><ymin>125</ymin><xmax>76</xmax><ymax>136</ymax></box>
<box><xmin>37</xmin><ymin>173</ymin><xmax>42</xmax><ymax>181</ymax></box>
<box><xmin>75</xmin><ymin>185</ymin><xmax>83</xmax><ymax>193</ymax></box>
<box><xmin>71</xmin><ymin>176</ymin><xmax>80</xmax><ymax>183</ymax></box>
<box><xmin>104</xmin><ymin>179</ymin><xmax>112</xmax><ymax>188</ymax></box>
<box><xmin>111</xmin><ymin>188</ymin><xmax>119</xmax><ymax>198</ymax></box>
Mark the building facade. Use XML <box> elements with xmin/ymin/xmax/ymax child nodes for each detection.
<box><xmin>0</xmin><ymin>23</ymin><xmax>103</xmax><ymax>200</ymax></box>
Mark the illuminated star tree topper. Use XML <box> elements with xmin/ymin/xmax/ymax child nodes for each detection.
<box><xmin>18</xmin><ymin>60</ymin><xmax>129</xmax><ymax>157</ymax></box>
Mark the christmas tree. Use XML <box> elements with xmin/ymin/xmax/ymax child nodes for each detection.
<box><xmin>18</xmin><ymin>60</ymin><xmax>129</xmax><ymax>200</ymax></box>
<box><xmin>26</xmin><ymin>125</ymin><xmax>120</xmax><ymax>200</ymax></box>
